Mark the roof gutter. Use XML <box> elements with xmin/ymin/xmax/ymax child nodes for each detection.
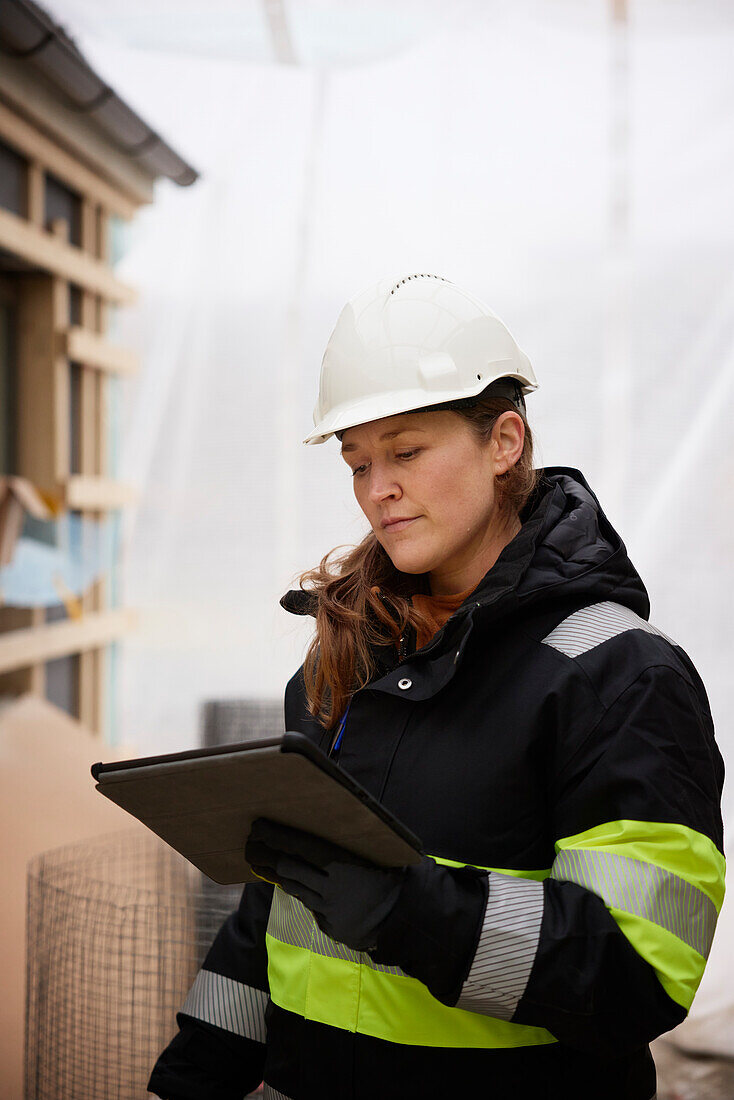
<box><xmin>0</xmin><ymin>0</ymin><xmax>199</xmax><ymax>187</ymax></box>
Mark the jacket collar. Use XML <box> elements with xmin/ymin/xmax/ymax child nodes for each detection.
<box><xmin>279</xmin><ymin>466</ymin><xmax>650</xmax><ymax>694</ymax></box>
<box><xmin>277</xmin><ymin>471</ymin><xmax>558</xmax><ymax>624</ymax></box>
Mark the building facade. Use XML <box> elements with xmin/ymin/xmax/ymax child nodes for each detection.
<box><xmin>0</xmin><ymin>0</ymin><xmax>197</xmax><ymax>736</ymax></box>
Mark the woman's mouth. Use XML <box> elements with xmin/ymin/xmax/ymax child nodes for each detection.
<box><xmin>382</xmin><ymin>517</ymin><xmax>419</xmax><ymax>532</ymax></box>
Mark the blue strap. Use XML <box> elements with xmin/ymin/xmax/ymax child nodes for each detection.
<box><xmin>332</xmin><ymin>698</ymin><xmax>352</xmax><ymax>753</ymax></box>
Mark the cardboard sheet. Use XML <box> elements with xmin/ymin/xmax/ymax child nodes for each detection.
<box><xmin>0</xmin><ymin>695</ymin><xmax>144</xmax><ymax>1100</ymax></box>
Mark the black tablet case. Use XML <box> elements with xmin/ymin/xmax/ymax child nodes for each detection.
<box><xmin>92</xmin><ymin>731</ymin><xmax>423</xmax><ymax>884</ymax></box>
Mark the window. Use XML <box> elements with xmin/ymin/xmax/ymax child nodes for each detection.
<box><xmin>44</xmin><ymin>172</ymin><xmax>81</xmax><ymax>246</ymax></box>
<box><xmin>44</xmin><ymin>603</ymin><xmax>80</xmax><ymax>719</ymax></box>
<box><xmin>0</xmin><ymin>139</ymin><xmax>25</xmax><ymax>216</ymax></box>
<box><xmin>109</xmin><ymin>214</ymin><xmax>131</xmax><ymax>266</ymax></box>
<box><xmin>69</xmin><ymin>284</ymin><xmax>82</xmax><ymax>325</ymax></box>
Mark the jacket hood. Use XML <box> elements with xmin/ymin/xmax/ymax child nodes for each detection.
<box><xmin>279</xmin><ymin>466</ymin><xmax>649</xmax><ymax>626</ymax></box>
<box><xmin>482</xmin><ymin>465</ymin><xmax>649</xmax><ymax>620</ymax></box>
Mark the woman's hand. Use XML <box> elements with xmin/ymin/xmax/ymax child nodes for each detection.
<box><xmin>246</xmin><ymin>818</ymin><xmax>489</xmax><ymax>1005</ymax></box>
<box><xmin>245</xmin><ymin>818</ymin><xmax>405</xmax><ymax>951</ymax></box>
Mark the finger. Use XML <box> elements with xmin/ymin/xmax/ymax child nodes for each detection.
<box><xmin>245</xmin><ymin>836</ymin><xmax>281</xmax><ymax>869</ymax></box>
<box><xmin>246</xmin><ymin>837</ymin><xmax>327</xmax><ymax>892</ymax></box>
<box><xmin>249</xmin><ymin>864</ymin><xmax>280</xmax><ymax>887</ymax></box>
<box><xmin>271</xmin><ymin>852</ymin><xmax>327</xmax><ymax>894</ymax></box>
<box><xmin>248</xmin><ymin>838</ymin><xmax>328</xmax><ymax>893</ymax></box>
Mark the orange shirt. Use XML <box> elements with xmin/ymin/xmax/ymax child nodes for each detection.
<box><xmin>411</xmin><ymin>581</ymin><xmax>480</xmax><ymax>651</ymax></box>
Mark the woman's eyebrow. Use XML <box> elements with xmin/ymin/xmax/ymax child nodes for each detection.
<box><xmin>340</xmin><ymin>428</ymin><xmax>427</xmax><ymax>455</ymax></box>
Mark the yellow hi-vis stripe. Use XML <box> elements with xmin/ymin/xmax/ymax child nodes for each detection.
<box><xmin>265</xmin><ymin>857</ymin><xmax>557</xmax><ymax>1049</ymax></box>
<box><xmin>265</xmin><ymin>899</ymin><xmax>555</xmax><ymax>1048</ymax></box>
<box><xmin>265</xmin><ymin>932</ymin><xmax>556</xmax><ymax>1048</ymax></box>
<box><xmin>552</xmin><ymin>819</ymin><xmax>726</xmax><ymax>1010</ymax></box>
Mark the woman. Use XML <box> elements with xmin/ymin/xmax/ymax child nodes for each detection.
<box><xmin>149</xmin><ymin>274</ymin><xmax>725</xmax><ymax>1100</ymax></box>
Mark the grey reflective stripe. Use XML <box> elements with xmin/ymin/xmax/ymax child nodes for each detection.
<box><xmin>456</xmin><ymin>873</ymin><xmax>544</xmax><ymax>1021</ymax></box>
<box><xmin>541</xmin><ymin>601</ymin><xmax>677</xmax><ymax>658</ymax></box>
<box><xmin>552</xmin><ymin>848</ymin><xmax>717</xmax><ymax>958</ymax></box>
<box><xmin>181</xmin><ymin>968</ymin><xmax>268</xmax><ymax>1043</ymax></box>
<box><xmin>267</xmin><ymin>887</ymin><xmax>405</xmax><ymax>976</ymax></box>
<box><xmin>267</xmin><ymin>883</ymin><xmax>317</xmax><ymax>952</ymax></box>
<box><xmin>263</xmin><ymin>1086</ymin><xmax>294</xmax><ymax>1100</ymax></box>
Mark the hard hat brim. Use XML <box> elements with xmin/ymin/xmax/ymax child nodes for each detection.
<box><xmin>303</xmin><ymin>371</ymin><xmax>539</xmax><ymax>446</ymax></box>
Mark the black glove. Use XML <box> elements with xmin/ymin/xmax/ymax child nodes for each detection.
<box><xmin>246</xmin><ymin>818</ymin><xmax>405</xmax><ymax>950</ymax></box>
<box><xmin>246</xmin><ymin>818</ymin><xmax>489</xmax><ymax>1005</ymax></box>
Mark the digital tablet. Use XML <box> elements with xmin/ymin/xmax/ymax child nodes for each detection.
<box><xmin>92</xmin><ymin>731</ymin><xmax>423</xmax><ymax>884</ymax></box>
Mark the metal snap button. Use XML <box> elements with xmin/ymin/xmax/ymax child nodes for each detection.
<box><xmin>398</xmin><ymin>677</ymin><xmax>412</xmax><ymax>690</ymax></box>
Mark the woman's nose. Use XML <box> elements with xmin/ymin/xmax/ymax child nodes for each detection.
<box><xmin>367</xmin><ymin>466</ymin><xmax>401</xmax><ymax>503</ymax></box>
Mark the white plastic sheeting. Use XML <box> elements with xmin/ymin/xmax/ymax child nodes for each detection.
<box><xmin>669</xmin><ymin>816</ymin><xmax>734</xmax><ymax>1056</ymax></box>
<box><xmin>45</xmin><ymin>3</ymin><xmax>733</xmax><ymax>831</ymax></box>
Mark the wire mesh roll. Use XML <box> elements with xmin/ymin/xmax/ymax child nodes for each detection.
<box><xmin>25</xmin><ymin>829</ymin><xmax>242</xmax><ymax>1099</ymax></box>
<box><xmin>200</xmin><ymin>698</ymin><xmax>283</xmax><ymax>748</ymax></box>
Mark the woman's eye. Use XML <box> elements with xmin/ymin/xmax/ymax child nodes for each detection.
<box><xmin>349</xmin><ymin>451</ymin><xmax>418</xmax><ymax>477</ymax></box>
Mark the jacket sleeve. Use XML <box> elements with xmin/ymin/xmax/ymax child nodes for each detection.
<box><xmin>148</xmin><ymin>880</ymin><xmax>273</xmax><ymax>1100</ymax></box>
<box><xmin>454</xmin><ymin>661</ymin><xmax>725</xmax><ymax>1057</ymax></box>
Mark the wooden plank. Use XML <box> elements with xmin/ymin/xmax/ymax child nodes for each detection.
<box><xmin>78</xmin><ymin>623</ymin><xmax>101</xmax><ymax>731</ymax></box>
<box><xmin>0</xmin><ymin>607</ymin><xmax>136</xmax><ymax>675</ymax></box>
<box><xmin>79</xmin><ymin>604</ymin><xmax>106</xmax><ymax>733</ymax></box>
<box><xmin>0</xmin><ymin>91</ymin><xmax>141</xmax><ymax>217</ymax></box>
<box><xmin>97</xmin><ymin>211</ymin><xmax>111</xmax><ymax>336</ymax></box>
<box><xmin>78</xmin><ymin>649</ymin><xmax>96</xmax><ymax>730</ymax></box>
<box><xmin>96</xmin><ymin>368</ymin><xmax>109</xmax><ymax>477</ymax></box>
<box><xmin>64</xmin><ymin>476</ymin><xmax>137</xmax><ymax>510</ymax></box>
<box><xmin>0</xmin><ymin>208</ymin><xmax>136</xmax><ymax>304</ymax></box>
<box><xmin>81</xmin><ymin>564</ymin><xmax>108</xmax><ymax>734</ymax></box>
<box><xmin>16</xmin><ymin>278</ymin><xmax>54</xmax><ymax>488</ymax></box>
<box><xmin>16</xmin><ymin>275</ymin><xmax>70</xmax><ymax>490</ymax></box>
<box><xmin>98</xmin><ymin>208</ymin><xmax>111</xmax><ymax>264</ymax></box>
<box><xmin>79</xmin><ymin>576</ymin><xmax>107</xmax><ymax>734</ymax></box>
<box><xmin>77</xmin><ymin>199</ymin><xmax>108</xmax><ymax>738</ymax></box>
<box><xmin>78</xmin><ymin>201</ymin><xmax>100</xmax><ymax>472</ymax></box>
<box><xmin>77</xmin><ymin>365</ymin><xmax>97</xmax><ymax>477</ymax></box>
<box><xmin>91</xmin><ymin>645</ymin><xmax>105</xmax><ymax>734</ymax></box>
<box><xmin>54</xmin><ymin>353</ymin><xmax>71</xmax><ymax>483</ymax></box>
<box><xmin>51</xmin><ymin>275</ymin><xmax>71</xmax><ymax>486</ymax></box>
<box><xmin>80</xmin><ymin>199</ymin><xmax>98</xmax><ymax>262</ymax></box>
<box><xmin>64</xmin><ymin>326</ymin><xmax>139</xmax><ymax>376</ymax></box>
<box><xmin>14</xmin><ymin>264</ymin><xmax>70</xmax><ymax>690</ymax></box>
<box><xmin>77</xmin><ymin>201</ymin><xmax>101</xmax><ymax>731</ymax></box>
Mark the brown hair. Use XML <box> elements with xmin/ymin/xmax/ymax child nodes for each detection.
<box><xmin>295</xmin><ymin>398</ymin><xmax>538</xmax><ymax>729</ymax></box>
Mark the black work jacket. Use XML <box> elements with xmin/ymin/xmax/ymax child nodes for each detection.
<box><xmin>149</xmin><ymin>467</ymin><xmax>724</xmax><ymax>1100</ymax></box>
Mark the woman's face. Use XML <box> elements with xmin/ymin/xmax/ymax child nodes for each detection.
<box><xmin>340</xmin><ymin>409</ymin><xmax>525</xmax><ymax>595</ymax></box>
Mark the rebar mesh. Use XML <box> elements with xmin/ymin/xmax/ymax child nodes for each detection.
<box><xmin>201</xmin><ymin>698</ymin><xmax>283</xmax><ymax>748</ymax></box>
<box><xmin>25</xmin><ymin>829</ymin><xmax>242</xmax><ymax>1100</ymax></box>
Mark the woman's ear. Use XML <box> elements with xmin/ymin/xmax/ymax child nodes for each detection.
<box><xmin>492</xmin><ymin>412</ymin><xmax>525</xmax><ymax>476</ymax></box>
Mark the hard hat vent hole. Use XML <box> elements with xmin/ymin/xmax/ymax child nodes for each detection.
<box><xmin>389</xmin><ymin>273</ymin><xmax>449</xmax><ymax>295</ymax></box>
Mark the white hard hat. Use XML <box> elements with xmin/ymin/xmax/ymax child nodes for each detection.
<box><xmin>304</xmin><ymin>273</ymin><xmax>538</xmax><ymax>445</ymax></box>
